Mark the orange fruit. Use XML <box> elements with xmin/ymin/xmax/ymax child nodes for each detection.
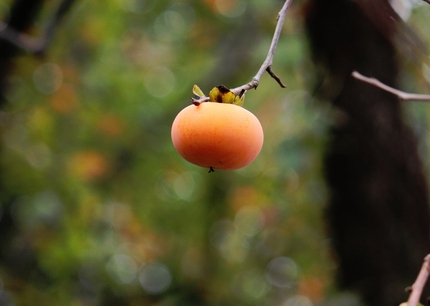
<box><xmin>171</xmin><ymin>102</ymin><xmax>264</xmax><ymax>171</ymax></box>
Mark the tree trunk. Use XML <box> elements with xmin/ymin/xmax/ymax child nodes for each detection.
<box><xmin>304</xmin><ymin>0</ymin><xmax>430</xmax><ymax>305</ymax></box>
<box><xmin>0</xmin><ymin>0</ymin><xmax>46</xmax><ymax>294</ymax></box>
<box><xmin>0</xmin><ymin>0</ymin><xmax>45</xmax><ymax>104</ymax></box>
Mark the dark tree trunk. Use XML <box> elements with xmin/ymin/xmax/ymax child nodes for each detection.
<box><xmin>0</xmin><ymin>0</ymin><xmax>45</xmax><ymax>104</ymax></box>
<box><xmin>0</xmin><ymin>0</ymin><xmax>46</xmax><ymax>295</ymax></box>
<box><xmin>304</xmin><ymin>0</ymin><xmax>430</xmax><ymax>305</ymax></box>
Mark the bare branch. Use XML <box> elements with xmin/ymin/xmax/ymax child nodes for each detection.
<box><xmin>0</xmin><ymin>0</ymin><xmax>76</xmax><ymax>54</ymax></box>
<box><xmin>407</xmin><ymin>254</ymin><xmax>430</xmax><ymax>306</ymax></box>
<box><xmin>352</xmin><ymin>71</ymin><xmax>430</xmax><ymax>102</ymax></box>
<box><xmin>230</xmin><ymin>0</ymin><xmax>291</xmax><ymax>95</ymax></box>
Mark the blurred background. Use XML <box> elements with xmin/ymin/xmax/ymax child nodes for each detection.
<box><xmin>0</xmin><ymin>0</ymin><xmax>430</xmax><ymax>305</ymax></box>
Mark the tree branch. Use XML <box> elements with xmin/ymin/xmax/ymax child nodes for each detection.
<box><xmin>406</xmin><ymin>254</ymin><xmax>430</xmax><ymax>306</ymax></box>
<box><xmin>352</xmin><ymin>71</ymin><xmax>430</xmax><ymax>102</ymax></box>
<box><xmin>230</xmin><ymin>0</ymin><xmax>291</xmax><ymax>95</ymax></box>
<box><xmin>191</xmin><ymin>0</ymin><xmax>291</xmax><ymax>105</ymax></box>
<box><xmin>0</xmin><ymin>0</ymin><xmax>76</xmax><ymax>55</ymax></box>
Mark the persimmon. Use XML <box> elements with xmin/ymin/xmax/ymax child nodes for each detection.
<box><xmin>171</xmin><ymin>102</ymin><xmax>264</xmax><ymax>171</ymax></box>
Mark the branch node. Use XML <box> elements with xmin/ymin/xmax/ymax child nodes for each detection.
<box><xmin>252</xmin><ymin>78</ymin><xmax>259</xmax><ymax>90</ymax></box>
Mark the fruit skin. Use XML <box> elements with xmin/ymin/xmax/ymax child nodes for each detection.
<box><xmin>171</xmin><ymin>103</ymin><xmax>264</xmax><ymax>170</ymax></box>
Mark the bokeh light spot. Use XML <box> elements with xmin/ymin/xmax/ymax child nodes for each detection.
<box><xmin>106</xmin><ymin>254</ymin><xmax>138</xmax><ymax>284</ymax></box>
<box><xmin>210</xmin><ymin>219</ymin><xmax>250</xmax><ymax>262</ymax></box>
<box><xmin>12</xmin><ymin>190</ymin><xmax>63</xmax><ymax>230</ymax></box>
<box><xmin>154</xmin><ymin>11</ymin><xmax>184</xmax><ymax>41</ymax></box>
<box><xmin>144</xmin><ymin>66</ymin><xmax>176</xmax><ymax>98</ymax></box>
<box><xmin>25</xmin><ymin>142</ymin><xmax>52</xmax><ymax>169</ymax></box>
<box><xmin>231</xmin><ymin>269</ymin><xmax>269</xmax><ymax>301</ymax></box>
<box><xmin>139</xmin><ymin>262</ymin><xmax>172</xmax><ymax>294</ymax></box>
<box><xmin>116</xmin><ymin>0</ymin><xmax>156</xmax><ymax>13</ymax></box>
<box><xmin>209</xmin><ymin>219</ymin><xmax>236</xmax><ymax>249</ymax></box>
<box><xmin>153</xmin><ymin>5</ymin><xmax>195</xmax><ymax>42</ymax></box>
<box><xmin>215</xmin><ymin>0</ymin><xmax>247</xmax><ymax>18</ymax></box>
<box><xmin>173</xmin><ymin>171</ymin><xmax>195</xmax><ymax>201</ymax></box>
<box><xmin>33</xmin><ymin>63</ymin><xmax>63</xmax><ymax>94</ymax></box>
<box><xmin>155</xmin><ymin>170</ymin><xmax>202</xmax><ymax>203</ymax></box>
<box><xmin>265</xmin><ymin>256</ymin><xmax>299</xmax><ymax>288</ymax></box>
<box><xmin>284</xmin><ymin>295</ymin><xmax>313</xmax><ymax>306</ymax></box>
<box><xmin>234</xmin><ymin>206</ymin><xmax>263</xmax><ymax>237</ymax></box>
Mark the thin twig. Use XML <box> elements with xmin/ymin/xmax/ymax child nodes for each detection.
<box><xmin>0</xmin><ymin>0</ymin><xmax>76</xmax><ymax>54</ymax></box>
<box><xmin>407</xmin><ymin>254</ymin><xmax>430</xmax><ymax>306</ymax></box>
<box><xmin>352</xmin><ymin>71</ymin><xmax>430</xmax><ymax>102</ymax></box>
<box><xmin>191</xmin><ymin>0</ymin><xmax>291</xmax><ymax>106</ymax></box>
<box><xmin>230</xmin><ymin>0</ymin><xmax>291</xmax><ymax>95</ymax></box>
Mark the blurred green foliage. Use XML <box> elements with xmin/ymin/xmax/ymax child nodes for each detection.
<box><xmin>1</xmin><ymin>0</ymin><xmax>430</xmax><ymax>305</ymax></box>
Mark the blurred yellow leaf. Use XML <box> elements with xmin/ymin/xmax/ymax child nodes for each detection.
<box><xmin>298</xmin><ymin>276</ymin><xmax>325</xmax><ymax>304</ymax></box>
<box><xmin>50</xmin><ymin>84</ymin><xmax>79</xmax><ymax>114</ymax></box>
<box><xmin>67</xmin><ymin>150</ymin><xmax>109</xmax><ymax>181</ymax></box>
<box><xmin>96</xmin><ymin>113</ymin><xmax>124</xmax><ymax>137</ymax></box>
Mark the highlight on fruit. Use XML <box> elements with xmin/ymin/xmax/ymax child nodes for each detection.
<box><xmin>171</xmin><ymin>85</ymin><xmax>263</xmax><ymax>172</ymax></box>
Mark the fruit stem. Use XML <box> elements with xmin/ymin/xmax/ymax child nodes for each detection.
<box><xmin>190</xmin><ymin>96</ymin><xmax>210</xmax><ymax>106</ymax></box>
